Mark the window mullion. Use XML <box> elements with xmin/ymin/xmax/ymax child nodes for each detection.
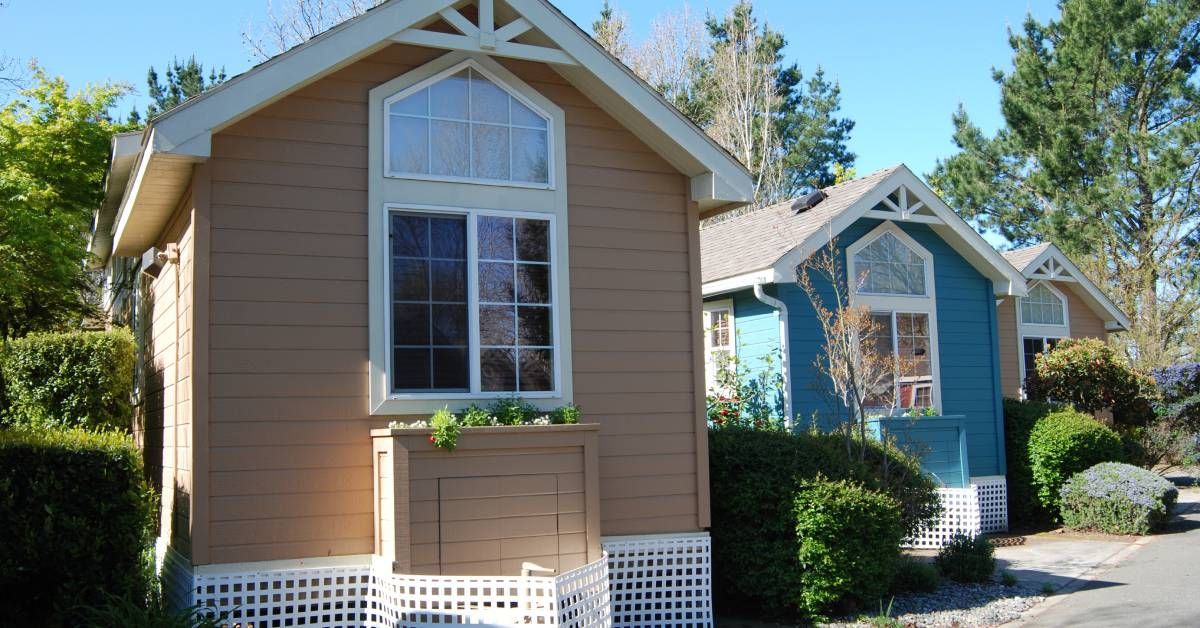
<box><xmin>467</xmin><ymin>213</ymin><xmax>482</xmax><ymax>394</ymax></box>
<box><xmin>892</xmin><ymin>311</ymin><xmax>901</xmax><ymax>409</ymax></box>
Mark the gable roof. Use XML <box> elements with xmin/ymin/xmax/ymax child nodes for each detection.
<box><xmin>1003</xmin><ymin>243</ymin><xmax>1130</xmax><ymax>331</ymax></box>
<box><xmin>95</xmin><ymin>0</ymin><xmax>752</xmax><ymax>261</ymax></box>
<box><xmin>700</xmin><ymin>164</ymin><xmax>1028</xmax><ymax>298</ymax></box>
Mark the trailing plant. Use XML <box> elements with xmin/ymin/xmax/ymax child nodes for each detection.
<box><xmin>1059</xmin><ymin>462</ymin><xmax>1177</xmax><ymax>535</ymax></box>
<box><xmin>1028</xmin><ymin>409</ymin><xmax>1125</xmax><ymax>516</ymax></box>
<box><xmin>934</xmin><ymin>533</ymin><xmax>995</xmax><ymax>583</ymax></box>
<box><xmin>429</xmin><ymin>407</ymin><xmax>461</xmax><ymax>451</ymax></box>
<box><xmin>390</xmin><ymin>399</ymin><xmax>584</xmax><ymax>450</ymax></box>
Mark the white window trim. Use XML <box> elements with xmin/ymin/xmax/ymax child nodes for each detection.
<box><xmin>382</xmin><ymin>58</ymin><xmax>555</xmax><ymax>190</ymax></box>
<box><xmin>383</xmin><ymin>203</ymin><xmax>561</xmax><ymax>401</ymax></box>
<box><xmin>847</xmin><ymin>221</ymin><xmax>942</xmax><ymax>412</ymax></box>
<box><xmin>702</xmin><ymin>300</ymin><xmax>735</xmax><ymax>394</ymax></box>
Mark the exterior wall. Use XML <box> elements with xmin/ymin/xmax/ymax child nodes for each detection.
<box><xmin>134</xmin><ymin>194</ymin><xmax>195</xmax><ymax>558</ymax></box>
<box><xmin>706</xmin><ymin>289</ymin><xmax>783</xmax><ymax>412</ymax></box>
<box><xmin>200</xmin><ymin>44</ymin><xmax>704</xmax><ymax>564</ymax></box>
<box><xmin>996</xmin><ymin>280</ymin><xmax>1110</xmax><ymax>398</ymax></box>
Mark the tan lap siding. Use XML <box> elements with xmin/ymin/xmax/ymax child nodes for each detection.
<box><xmin>204</xmin><ymin>45</ymin><xmax>700</xmax><ymax>564</ymax></box>
<box><xmin>997</xmin><ymin>297</ymin><xmax>1021</xmax><ymax>398</ymax></box>
<box><xmin>1058</xmin><ymin>281</ymin><xmax>1109</xmax><ymax>341</ymax></box>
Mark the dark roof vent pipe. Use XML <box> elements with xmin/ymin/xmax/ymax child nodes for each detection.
<box><xmin>792</xmin><ymin>189</ymin><xmax>827</xmax><ymax>213</ymax></box>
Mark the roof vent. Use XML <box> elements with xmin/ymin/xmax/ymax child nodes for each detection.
<box><xmin>793</xmin><ymin>189</ymin><xmax>827</xmax><ymax>213</ymax></box>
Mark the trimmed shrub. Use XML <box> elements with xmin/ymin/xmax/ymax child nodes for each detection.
<box><xmin>708</xmin><ymin>427</ymin><xmax>939</xmax><ymax>620</ymax></box>
<box><xmin>935</xmin><ymin>533</ymin><xmax>995</xmax><ymax>583</ymax></box>
<box><xmin>1003</xmin><ymin>398</ymin><xmax>1063</xmax><ymax>527</ymax></box>
<box><xmin>889</xmin><ymin>556</ymin><xmax>940</xmax><ymax>594</ymax></box>
<box><xmin>0</xmin><ymin>428</ymin><xmax>155</xmax><ymax>626</ymax></box>
<box><xmin>1025</xmin><ymin>338</ymin><xmax>1155</xmax><ymax>427</ymax></box>
<box><xmin>1</xmin><ymin>329</ymin><xmax>135</xmax><ymax>431</ymax></box>
<box><xmin>794</xmin><ymin>479</ymin><xmax>906</xmax><ymax>617</ymax></box>
<box><xmin>1028</xmin><ymin>409</ymin><xmax>1125</xmax><ymax>516</ymax></box>
<box><xmin>1060</xmin><ymin>462</ymin><xmax>1178</xmax><ymax>535</ymax></box>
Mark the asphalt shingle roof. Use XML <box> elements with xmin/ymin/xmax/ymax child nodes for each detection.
<box><xmin>1000</xmin><ymin>243</ymin><xmax>1052</xmax><ymax>272</ymax></box>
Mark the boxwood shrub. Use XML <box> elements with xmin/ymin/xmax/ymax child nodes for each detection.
<box><xmin>934</xmin><ymin>532</ymin><xmax>995</xmax><ymax>583</ymax></box>
<box><xmin>1060</xmin><ymin>462</ymin><xmax>1178</xmax><ymax>535</ymax></box>
<box><xmin>1</xmin><ymin>329</ymin><xmax>135</xmax><ymax>431</ymax></box>
<box><xmin>794</xmin><ymin>478</ymin><xmax>906</xmax><ymax>617</ymax></box>
<box><xmin>0</xmin><ymin>428</ymin><xmax>154</xmax><ymax>626</ymax></box>
<box><xmin>1028</xmin><ymin>409</ymin><xmax>1125</xmax><ymax>516</ymax></box>
<box><xmin>1003</xmin><ymin>398</ymin><xmax>1063</xmax><ymax>528</ymax></box>
<box><xmin>708</xmin><ymin>427</ymin><xmax>939</xmax><ymax>620</ymax></box>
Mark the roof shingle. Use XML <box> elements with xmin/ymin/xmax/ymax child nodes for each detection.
<box><xmin>1000</xmin><ymin>243</ymin><xmax>1052</xmax><ymax>272</ymax></box>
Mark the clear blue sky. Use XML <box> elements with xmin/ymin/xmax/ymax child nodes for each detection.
<box><xmin>1</xmin><ymin>0</ymin><xmax>1057</xmax><ymax>178</ymax></box>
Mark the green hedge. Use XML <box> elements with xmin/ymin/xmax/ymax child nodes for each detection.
<box><xmin>794</xmin><ymin>479</ymin><xmax>905</xmax><ymax>617</ymax></box>
<box><xmin>1003</xmin><ymin>398</ymin><xmax>1063</xmax><ymax>527</ymax></box>
<box><xmin>0</xmin><ymin>428</ymin><xmax>154</xmax><ymax>626</ymax></box>
<box><xmin>1060</xmin><ymin>462</ymin><xmax>1177</xmax><ymax>535</ymax></box>
<box><xmin>1029</xmin><ymin>409</ymin><xmax>1125</xmax><ymax>517</ymax></box>
<box><xmin>1</xmin><ymin>329</ymin><xmax>135</xmax><ymax>430</ymax></box>
<box><xmin>708</xmin><ymin>427</ymin><xmax>939</xmax><ymax>620</ymax></box>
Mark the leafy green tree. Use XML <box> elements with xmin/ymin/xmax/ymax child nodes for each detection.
<box><xmin>128</xmin><ymin>56</ymin><xmax>226</xmax><ymax>124</ymax></box>
<box><xmin>0</xmin><ymin>65</ymin><xmax>129</xmax><ymax>339</ymax></box>
<box><xmin>931</xmin><ymin>0</ymin><xmax>1200</xmax><ymax>367</ymax></box>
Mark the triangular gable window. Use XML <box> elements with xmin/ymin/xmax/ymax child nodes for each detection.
<box><xmin>853</xmin><ymin>231</ymin><xmax>928</xmax><ymax>296</ymax></box>
<box><xmin>1021</xmin><ymin>283</ymin><xmax>1066</xmax><ymax>326</ymax></box>
<box><xmin>385</xmin><ymin>62</ymin><xmax>551</xmax><ymax>186</ymax></box>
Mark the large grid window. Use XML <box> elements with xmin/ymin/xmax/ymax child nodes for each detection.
<box><xmin>1021</xmin><ymin>283</ymin><xmax>1066</xmax><ymax>326</ymax></box>
<box><xmin>853</xmin><ymin>232</ymin><xmax>927</xmax><ymax>296</ymax></box>
<box><xmin>386</xmin><ymin>65</ymin><xmax>550</xmax><ymax>185</ymax></box>
<box><xmin>1022</xmin><ymin>336</ymin><xmax>1060</xmax><ymax>383</ymax></box>
<box><xmin>863</xmin><ymin>311</ymin><xmax>935</xmax><ymax>411</ymax></box>
<box><xmin>388</xmin><ymin>208</ymin><xmax>555</xmax><ymax>395</ymax></box>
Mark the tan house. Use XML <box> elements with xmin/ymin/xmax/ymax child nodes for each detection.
<box><xmin>997</xmin><ymin>243</ymin><xmax>1130</xmax><ymax>397</ymax></box>
<box><xmin>89</xmin><ymin>1</ymin><xmax>751</xmax><ymax>624</ymax></box>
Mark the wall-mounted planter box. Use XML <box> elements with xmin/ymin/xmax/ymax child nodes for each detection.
<box><xmin>867</xmin><ymin>415</ymin><xmax>969</xmax><ymax>488</ymax></box>
<box><xmin>370</xmin><ymin>424</ymin><xmax>602</xmax><ymax>577</ymax></box>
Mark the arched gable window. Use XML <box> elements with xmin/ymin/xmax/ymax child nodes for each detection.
<box><xmin>384</xmin><ymin>61</ymin><xmax>551</xmax><ymax>186</ymax></box>
<box><xmin>1020</xmin><ymin>283</ymin><xmax>1066</xmax><ymax>326</ymax></box>
<box><xmin>852</xmin><ymin>231</ymin><xmax>928</xmax><ymax>296</ymax></box>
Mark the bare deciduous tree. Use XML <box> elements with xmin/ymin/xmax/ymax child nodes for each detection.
<box><xmin>626</xmin><ymin>4</ymin><xmax>707</xmax><ymax>111</ymax></box>
<box><xmin>591</xmin><ymin>1</ymin><xmax>630</xmax><ymax>61</ymax></box>
<box><xmin>242</xmin><ymin>0</ymin><xmax>381</xmax><ymax>61</ymax></box>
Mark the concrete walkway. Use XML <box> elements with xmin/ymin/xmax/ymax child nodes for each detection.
<box><xmin>1012</xmin><ymin>488</ymin><xmax>1200</xmax><ymax>627</ymax></box>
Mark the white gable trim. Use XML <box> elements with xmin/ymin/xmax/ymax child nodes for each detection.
<box><xmin>1020</xmin><ymin>244</ymin><xmax>1130</xmax><ymax>331</ymax></box>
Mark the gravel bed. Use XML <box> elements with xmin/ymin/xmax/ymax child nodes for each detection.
<box><xmin>824</xmin><ymin>580</ymin><xmax>1046</xmax><ymax>627</ymax></box>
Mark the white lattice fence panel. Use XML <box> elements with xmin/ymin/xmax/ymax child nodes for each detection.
<box><xmin>372</xmin><ymin>572</ymin><xmax>559</xmax><ymax>626</ymax></box>
<box><xmin>557</xmin><ymin>553</ymin><xmax>612</xmax><ymax>628</ymax></box>
<box><xmin>905</xmin><ymin>487</ymin><xmax>982</xmax><ymax>548</ymax></box>
<box><xmin>193</xmin><ymin>564</ymin><xmax>372</xmax><ymax>627</ymax></box>
<box><xmin>976</xmin><ymin>477</ymin><xmax>1009</xmax><ymax>533</ymax></box>
<box><xmin>602</xmin><ymin>534</ymin><xmax>712</xmax><ymax>628</ymax></box>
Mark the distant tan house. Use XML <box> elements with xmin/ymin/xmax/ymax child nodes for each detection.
<box><xmin>88</xmin><ymin>1</ymin><xmax>751</xmax><ymax>624</ymax></box>
<box><xmin>997</xmin><ymin>243</ymin><xmax>1130</xmax><ymax>397</ymax></box>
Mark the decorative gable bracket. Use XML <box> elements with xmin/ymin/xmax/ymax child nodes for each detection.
<box><xmin>393</xmin><ymin>0</ymin><xmax>577</xmax><ymax>66</ymax></box>
<box><xmin>862</xmin><ymin>184</ymin><xmax>943</xmax><ymax>225</ymax></box>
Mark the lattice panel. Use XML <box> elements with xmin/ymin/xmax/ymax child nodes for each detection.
<box><xmin>905</xmin><ymin>487</ymin><xmax>982</xmax><ymax>549</ymax></box>
<box><xmin>194</xmin><ymin>565</ymin><xmax>372</xmax><ymax>627</ymax></box>
<box><xmin>374</xmin><ymin>572</ymin><xmax>558</xmax><ymax>626</ymax></box>
<box><xmin>976</xmin><ymin>477</ymin><xmax>1009</xmax><ymax>533</ymax></box>
<box><xmin>602</xmin><ymin>534</ymin><xmax>713</xmax><ymax>628</ymax></box>
<box><xmin>557</xmin><ymin>554</ymin><xmax>612</xmax><ymax>628</ymax></box>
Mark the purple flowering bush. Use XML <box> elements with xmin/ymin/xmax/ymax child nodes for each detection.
<box><xmin>1060</xmin><ymin>462</ymin><xmax>1178</xmax><ymax>535</ymax></box>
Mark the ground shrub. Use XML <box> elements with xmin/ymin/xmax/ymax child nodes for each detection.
<box><xmin>708</xmin><ymin>427</ymin><xmax>939</xmax><ymax>620</ymax></box>
<box><xmin>0</xmin><ymin>428</ymin><xmax>154</xmax><ymax>626</ymax></box>
<box><xmin>1003</xmin><ymin>398</ymin><xmax>1063</xmax><ymax>527</ymax></box>
<box><xmin>1025</xmin><ymin>338</ymin><xmax>1156</xmax><ymax>427</ymax></box>
<box><xmin>1059</xmin><ymin>462</ymin><xmax>1178</xmax><ymax>535</ymax></box>
<box><xmin>1154</xmin><ymin>363</ymin><xmax>1200</xmax><ymax>433</ymax></box>
<box><xmin>794</xmin><ymin>479</ymin><xmax>906</xmax><ymax>618</ymax></box>
<box><xmin>0</xmin><ymin>329</ymin><xmax>135</xmax><ymax>430</ymax></box>
<box><xmin>889</xmin><ymin>556</ymin><xmax>940</xmax><ymax>594</ymax></box>
<box><xmin>934</xmin><ymin>532</ymin><xmax>995</xmax><ymax>583</ymax></box>
<box><xmin>1028</xmin><ymin>409</ymin><xmax>1124</xmax><ymax>516</ymax></box>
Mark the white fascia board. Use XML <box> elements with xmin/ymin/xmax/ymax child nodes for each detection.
<box><xmin>1025</xmin><ymin>244</ymin><xmax>1131</xmax><ymax>331</ymax></box>
<box><xmin>507</xmin><ymin>0</ymin><xmax>752</xmax><ymax>207</ymax></box>
<box><xmin>702</xmin><ymin>269</ymin><xmax>773</xmax><ymax>297</ymax></box>
<box><xmin>109</xmin><ymin>131</ymin><xmax>155</xmax><ymax>254</ymax></box>
<box><xmin>149</xmin><ymin>0</ymin><xmax>459</xmax><ymax>159</ymax></box>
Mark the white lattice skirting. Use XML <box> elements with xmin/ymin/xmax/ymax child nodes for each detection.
<box><xmin>601</xmin><ymin>533</ymin><xmax>713</xmax><ymax>628</ymax></box>
<box><xmin>905</xmin><ymin>477</ymin><xmax>1009</xmax><ymax>548</ymax></box>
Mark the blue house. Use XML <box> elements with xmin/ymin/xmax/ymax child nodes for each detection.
<box><xmin>700</xmin><ymin>165</ymin><xmax>1029</xmax><ymax>534</ymax></box>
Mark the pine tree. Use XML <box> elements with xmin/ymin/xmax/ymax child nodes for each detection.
<box><xmin>142</xmin><ymin>57</ymin><xmax>226</xmax><ymax>121</ymax></box>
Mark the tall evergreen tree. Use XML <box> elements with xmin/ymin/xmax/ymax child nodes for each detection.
<box><xmin>131</xmin><ymin>57</ymin><xmax>226</xmax><ymax>124</ymax></box>
<box><xmin>930</xmin><ymin>0</ymin><xmax>1200</xmax><ymax>367</ymax></box>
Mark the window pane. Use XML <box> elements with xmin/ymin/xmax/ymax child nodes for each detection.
<box><xmin>478</xmin><ymin>216</ymin><xmax>514</xmax><ymax>260</ymax></box>
<box><xmin>430</xmin><ymin>69</ymin><xmax>468</xmax><ymax>120</ymax></box>
<box><xmin>519</xmin><ymin>349</ymin><xmax>553</xmax><ymax>391</ymax></box>
<box><xmin>479</xmin><ymin>262</ymin><xmax>514</xmax><ymax>302</ymax></box>
<box><xmin>430</xmin><ymin>260</ymin><xmax>466</xmax><ymax>302</ymax></box>
<box><xmin>516</xmin><ymin>219</ymin><xmax>549</xmax><ymax>262</ymax></box>
<box><xmin>854</xmin><ymin>232</ymin><xmax>926</xmax><ymax>296</ymax></box>
<box><xmin>393</xmin><ymin>348</ymin><xmax>431</xmax><ymax>390</ymax></box>
<box><xmin>512</xmin><ymin>128</ymin><xmax>549</xmax><ymax>183</ymax></box>
<box><xmin>511</xmin><ymin>99</ymin><xmax>546</xmax><ymax>128</ymax></box>
<box><xmin>518</xmin><ymin>306</ymin><xmax>551</xmax><ymax>346</ymax></box>
<box><xmin>516</xmin><ymin>264</ymin><xmax>550</xmax><ymax>304</ymax></box>
<box><xmin>472</xmin><ymin>123</ymin><xmax>510</xmax><ymax>180</ymax></box>
<box><xmin>391</xmin><ymin>215</ymin><xmax>429</xmax><ymax>257</ymax></box>
<box><xmin>481</xmin><ymin>348</ymin><xmax>517</xmax><ymax>391</ymax></box>
<box><xmin>429</xmin><ymin>217</ymin><xmax>466</xmax><ymax>259</ymax></box>
<box><xmin>388</xmin><ymin>115</ymin><xmax>429</xmax><ymax>174</ymax></box>
<box><xmin>471</xmin><ymin>71</ymin><xmax>510</xmax><ymax>124</ymax></box>
<box><xmin>432</xmin><ymin>348</ymin><xmax>468</xmax><ymax>389</ymax></box>
<box><xmin>430</xmin><ymin>120</ymin><xmax>469</xmax><ymax>177</ymax></box>
<box><xmin>392</xmin><ymin>303</ymin><xmax>429</xmax><ymax>345</ymax></box>
<box><xmin>389</xmin><ymin>88</ymin><xmax>428</xmax><ymax>116</ymax></box>
<box><xmin>431</xmin><ymin>304</ymin><xmax>467</xmax><ymax>346</ymax></box>
<box><xmin>480</xmin><ymin>305</ymin><xmax>516</xmax><ymax>345</ymax></box>
<box><xmin>391</xmin><ymin>258</ymin><xmax>429</xmax><ymax>301</ymax></box>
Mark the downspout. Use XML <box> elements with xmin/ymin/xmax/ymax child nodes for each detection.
<box><xmin>752</xmin><ymin>282</ymin><xmax>792</xmax><ymax>429</ymax></box>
